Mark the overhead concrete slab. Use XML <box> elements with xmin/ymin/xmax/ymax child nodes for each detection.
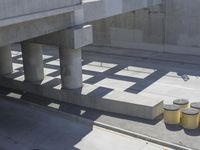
<box><xmin>0</xmin><ymin>0</ymin><xmax>162</xmax><ymax>47</ymax></box>
<box><xmin>0</xmin><ymin>0</ymin><xmax>81</xmax><ymax>20</ymax></box>
<box><xmin>0</xmin><ymin>13</ymin><xmax>73</xmax><ymax>47</ymax></box>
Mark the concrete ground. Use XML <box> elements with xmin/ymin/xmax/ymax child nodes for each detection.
<box><xmin>82</xmin><ymin>47</ymin><xmax>200</xmax><ymax>103</ymax></box>
<box><xmin>5</xmin><ymin>44</ymin><xmax>200</xmax><ymax>149</ymax></box>
<box><xmin>11</xmin><ymin>44</ymin><xmax>200</xmax><ymax>104</ymax></box>
<box><xmin>0</xmin><ymin>95</ymin><xmax>173</xmax><ymax>150</ymax></box>
<box><xmin>14</xmin><ymin>91</ymin><xmax>199</xmax><ymax>150</ymax></box>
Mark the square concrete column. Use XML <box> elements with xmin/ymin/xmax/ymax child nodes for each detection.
<box><xmin>59</xmin><ymin>48</ymin><xmax>82</xmax><ymax>89</ymax></box>
<box><xmin>21</xmin><ymin>42</ymin><xmax>44</xmax><ymax>82</ymax></box>
<box><xmin>0</xmin><ymin>46</ymin><xmax>13</xmax><ymax>75</ymax></box>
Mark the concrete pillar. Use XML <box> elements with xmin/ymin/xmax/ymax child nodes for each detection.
<box><xmin>59</xmin><ymin>48</ymin><xmax>82</xmax><ymax>89</ymax></box>
<box><xmin>0</xmin><ymin>46</ymin><xmax>13</xmax><ymax>75</ymax></box>
<box><xmin>21</xmin><ymin>43</ymin><xmax>44</xmax><ymax>82</ymax></box>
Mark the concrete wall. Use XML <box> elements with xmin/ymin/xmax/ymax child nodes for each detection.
<box><xmin>165</xmin><ymin>0</ymin><xmax>200</xmax><ymax>55</ymax></box>
<box><xmin>91</xmin><ymin>0</ymin><xmax>200</xmax><ymax>56</ymax></box>
<box><xmin>0</xmin><ymin>0</ymin><xmax>81</xmax><ymax>20</ymax></box>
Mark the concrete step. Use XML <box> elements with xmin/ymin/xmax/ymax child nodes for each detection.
<box><xmin>0</xmin><ymin>75</ymin><xmax>163</xmax><ymax>120</ymax></box>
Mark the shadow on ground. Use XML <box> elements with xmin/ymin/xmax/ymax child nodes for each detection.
<box><xmin>11</xmin><ymin>44</ymin><xmax>200</xmax><ymax>100</ymax></box>
<box><xmin>1</xmin><ymin>44</ymin><xmax>199</xmax><ymax>150</ymax></box>
<box><xmin>0</xmin><ymin>91</ymin><xmax>91</xmax><ymax>150</ymax></box>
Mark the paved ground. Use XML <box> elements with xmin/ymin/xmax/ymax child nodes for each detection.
<box><xmin>0</xmin><ymin>96</ymin><xmax>173</xmax><ymax>150</ymax></box>
<box><xmin>6</xmin><ymin>44</ymin><xmax>200</xmax><ymax>149</ymax></box>
<box><xmin>0</xmin><ymin>86</ymin><xmax>198</xmax><ymax>150</ymax></box>
<box><xmin>82</xmin><ymin>47</ymin><xmax>200</xmax><ymax>103</ymax></box>
<box><xmin>10</xmin><ymin>44</ymin><xmax>200</xmax><ymax>104</ymax></box>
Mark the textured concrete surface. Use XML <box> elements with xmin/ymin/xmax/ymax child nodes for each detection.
<box><xmin>0</xmin><ymin>95</ymin><xmax>173</xmax><ymax>150</ymax></box>
<box><xmin>0</xmin><ymin>45</ymin><xmax>199</xmax><ymax>149</ymax></box>
<box><xmin>59</xmin><ymin>48</ymin><xmax>82</xmax><ymax>89</ymax></box>
<box><xmin>0</xmin><ymin>45</ymin><xmax>164</xmax><ymax>120</ymax></box>
<box><xmin>0</xmin><ymin>0</ymin><xmax>81</xmax><ymax>20</ymax></box>
<box><xmin>0</xmin><ymin>0</ymin><xmax>161</xmax><ymax>47</ymax></box>
<box><xmin>7</xmin><ymin>90</ymin><xmax>198</xmax><ymax>150</ymax></box>
<box><xmin>82</xmin><ymin>0</ymin><xmax>161</xmax><ymax>22</ymax></box>
<box><xmin>48</xmin><ymin>46</ymin><xmax>200</xmax><ymax>103</ymax></box>
<box><xmin>82</xmin><ymin>48</ymin><xmax>200</xmax><ymax>104</ymax></box>
<box><xmin>2</xmin><ymin>44</ymin><xmax>200</xmax><ymax>119</ymax></box>
<box><xmin>30</xmin><ymin>25</ymin><xmax>93</xmax><ymax>49</ymax></box>
<box><xmin>21</xmin><ymin>43</ymin><xmax>44</xmax><ymax>82</ymax></box>
<box><xmin>91</xmin><ymin>0</ymin><xmax>200</xmax><ymax>56</ymax></box>
<box><xmin>0</xmin><ymin>86</ymin><xmax>197</xmax><ymax>150</ymax></box>
<box><xmin>0</xmin><ymin>46</ymin><xmax>13</xmax><ymax>75</ymax></box>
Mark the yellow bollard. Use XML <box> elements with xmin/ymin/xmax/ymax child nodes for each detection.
<box><xmin>164</xmin><ymin>105</ymin><xmax>181</xmax><ymax>125</ymax></box>
<box><xmin>173</xmin><ymin>99</ymin><xmax>189</xmax><ymax>113</ymax></box>
<box><xmin>190</xmin><ymin>102</ymin><xmax>200</xmax><ymax>124</ymax></box>
<box><xmin>182</xmin><ymin>108</ymin><xmax>199</xmax><ymax>130</ymax></box>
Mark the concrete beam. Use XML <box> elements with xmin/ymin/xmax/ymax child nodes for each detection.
<box><xmin>30</xmin><ymin>25</ymin><xmax>93</xmax><ymax>49</ymax></box>
<box><xmin>0</xmin><ymin>46</ymin><xmax>13</xmax><ymax>75</ymax></box>
<box><xmin>21</xmin><ymin>42</ymin><xmax>44</xmax><ymax>83</ymax></box>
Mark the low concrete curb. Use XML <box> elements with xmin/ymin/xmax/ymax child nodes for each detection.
<box><xmin>93</xmin><ymin>121</ymin><xmax>193</xmax><ymax>150</ymax></box>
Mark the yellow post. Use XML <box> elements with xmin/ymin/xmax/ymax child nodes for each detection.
<box><xmin>182</xmin><ymin>108</ymin><xmax>199</xmax><ymax>130</ymax></box>
<box><xmin>173</xmin><ymin>99</ymin><xmax>189</xmax><ymax>113</ymax></box>
<box><xmin>190</xmin><ymin>102</ymin><xmax>200</xmax><ymax>123</ymax></box>
<box><xmin>164</xmin><ymin>105</ymin><xmax>180</xmax><ymax>125</ymax></box>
